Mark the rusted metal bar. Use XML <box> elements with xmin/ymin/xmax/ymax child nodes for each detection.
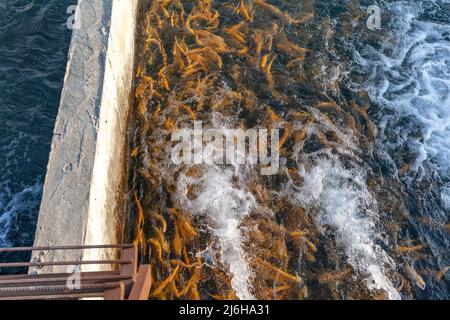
<box><xmin>0</xmin><ymin>274</ymin><xmax>132</xmax><ymax>286</ymax></box>
<box><xmin>0</xmin><ymin>292</ymin><xmax>104</xmax><ymax>300</ymax></box>
<box><xmin>0</xmin><ymin>270</ymin><xmax>120</xmax><ymax>281</ymax></box>
<box><xmin>0</xmin><ymin>244</ymin><xmax>140</xmax><ymax>300</ymax></box>
<box><xmin>0</xmin><ymin>281</ymin><xmax>130</xmax><ymax>294</ymax></box>
<box><xmin>128</xmin><ymin>265</ymin><xmax>152</xmax><ymax>300</ymax></box>
<box><xmin>0</xmin><ymin>244</ymin><xmax>134</xmax><ymax>253</ymax></box>
<box><xmin>119</xmin><ymin>244</ymin><xmax>138</xmax><ymax>278</ymax></box>
<box><xmin>104</xmin><ymin>282</ymin><xmax>125</xmax><ymax>300</ymax></box>
<box><xmin>0</xmin><ymin>259</ymin><xmax>133</xmax><ymax>269</ymax></box>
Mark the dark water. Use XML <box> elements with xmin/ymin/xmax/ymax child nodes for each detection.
<box><xmin>0</xmin><ymin>0</ymin><xmax>75</xmax><ymax>263</ymax></box>
<box><xmin>0</xmin><ymin>0</ymin><xmax>447</xmax><ymax>299</ymax></box>
<box><xmin>349</xmin><ymin>0</ymin><xmax>450</xmax><ymax>299</ymax></box>
<box><xmin>129</xmin><ymin>0</ymin><xmax>449</xmax><ymax>300</ymax></box>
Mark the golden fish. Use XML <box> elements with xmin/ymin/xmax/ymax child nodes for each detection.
<box><xmin>152</xmin><ymin>264</ymin><xmax>180</xmax><ymax>296</ymax></box>
<box><xmin>405</xmin><ymin>264</ymin><xmax>426</xmax><ymax>290</ymax></box>
<box><xmin>237</xmin><ymin>0</ymin><xmax>253</xmax><ymax>22</ymax></box>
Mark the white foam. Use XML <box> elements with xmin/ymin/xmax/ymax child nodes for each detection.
<box><xmin>441</xmin><ymin>186</ymin><xmax>450</xmax><ymax>210</ymax></box>
<box><xmin>175</xmin><ymin>122</ymin><xmax>256</xmax><ymax>300</ymax></box>
<box><xmin>353</xmin><ymin>2</ymin><xmax>450</xmax><ymax>178</ymax></box>
<box><xmin>0</xmin><ymin>182</ymin><xmax>42</xmax><ymax>247</ymax></box>
<box><xmin>290</xmin><ymin>160</ymin><xmax>401</xmax><ymax>300</ymax></box>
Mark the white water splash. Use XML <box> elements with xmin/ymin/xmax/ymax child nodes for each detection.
<box><xmin>175</xmin><ymin>120</ymin><xmax>256</xmax><ymax>300</ymax></box>
<box><xmin>183</xmin><ymin>167</ymin><xmax>255</xmax><ymax>299</ymax></box>
<box><xmin>0</xmin><ymin>182</ymin><xmax>42</xmax><ymax>247</ymax></box>
<box><xmin>352</xmin><ymin>1</ymin><xmax>450</xmax><ymax>199</ymax></box>
<box><xmin>290</xmin><ymin>159</ymin><xmax>401</xmax><ymax>300</ymax></box>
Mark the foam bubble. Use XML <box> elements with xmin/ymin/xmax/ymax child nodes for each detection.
<box><xmin>441</xmin><ymin>186</ymin><xmax>450</xmax><ymax>210</ymax></box>
<box><xmin>291</xmin><ymin>160</ymin><xmax>401</xmax><ymax>300</ymax></box>
<box><xmin>175</xmin><ymin>124</ymin><xmax>256</xmax><ymax>300</ymax></box>
<box><xmin>353</xmin><ymin>1</ymin><xmax>450</xmax><ymax>178</ymax></box>
<box><xmin>0</xmin><ymin>182</ymin><xmax>42</xmax><ymax>247</ymax></box>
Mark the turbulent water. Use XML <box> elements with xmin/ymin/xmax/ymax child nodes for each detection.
<box><xmin>0</xmin><ymin>0</ymin><xmax>446</xmax><ymax>299</ymax></box>
<box><xmin>350</xmin><ymin>0</ymin><xmax>450</xmax><ymax>299</ymax></box>
<box><xmin>128</xmin><ymin>0</ymin><xmax>449</xmax><ymax>300</ymax></box>
<box><xmin>0</xmin><ymin>0</ymin><xmax>74</xmax><ymax>262</ymax></box>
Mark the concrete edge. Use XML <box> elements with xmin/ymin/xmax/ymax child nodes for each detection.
<box><xmin>31</xmin><ymin>0</ymin><xmax>139</xmax><ymax>273</ymax></box>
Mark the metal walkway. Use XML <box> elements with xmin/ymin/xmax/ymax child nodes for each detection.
<box><xmin>0</xmin><ymin>244</ymin><xmax>151</xmax><ymax>300</ymax></box>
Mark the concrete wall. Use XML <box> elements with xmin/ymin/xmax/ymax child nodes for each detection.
<box><xmin>31</xmin><ymin>0</ymin><xmax>139</xmax><ymax>273</ymax></box>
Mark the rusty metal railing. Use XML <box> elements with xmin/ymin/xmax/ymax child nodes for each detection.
<box><xmin>0</xmin><ymin>244</ymin><xmax>151</xmax><ymax>300</ymax></box>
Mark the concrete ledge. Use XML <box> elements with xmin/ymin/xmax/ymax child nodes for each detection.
<box><xmin>31</xmin><ymin>0</ymin><xmax>139</xmax><ymax>273</ymax></box>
